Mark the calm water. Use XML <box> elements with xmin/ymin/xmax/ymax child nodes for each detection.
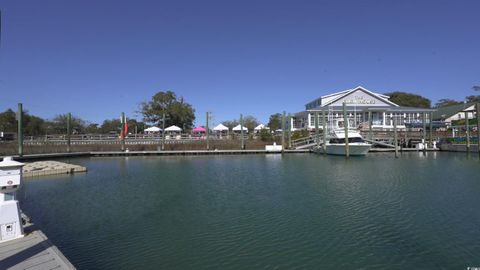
<box><xmin>18</xmin><ymin>152</ymin><xmax>480</xmax><ymax>269</ymax></box>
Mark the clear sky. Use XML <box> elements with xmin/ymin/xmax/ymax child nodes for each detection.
<box><xmin>0</xmin><ymin>0</ymin><xmax>479</xmax><ymax>126</ymax></box>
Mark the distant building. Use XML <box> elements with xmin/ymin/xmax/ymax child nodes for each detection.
<box><xmin>432</xmin><ymin>103</ymin><xmax>477</xmax><ymax>127</ymax></box>
<box><xmin>294</xmin><ymin>86</ymin><xmax>435</xmax><ymax>130</ymax></box>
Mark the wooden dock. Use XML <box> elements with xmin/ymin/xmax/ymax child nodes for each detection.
<box><xmin>0</xmin><ymin>230</ymin><xmax>75</xmax><ymax>270</ymax></box>
<box><xmin>22</xmin><ymin>161</ymin><xmax>87</xmax><ymax>178</ymax></box>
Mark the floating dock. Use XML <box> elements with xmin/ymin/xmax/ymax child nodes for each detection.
<box><xmin>0</xmin><ymin>230</ymin><xmax>75</xmax><ymax>270</ymax></box>
<box><xmin>22</xmin><ymin>161</ymin><xmax>87</xmax><ymax>178</ymax></box>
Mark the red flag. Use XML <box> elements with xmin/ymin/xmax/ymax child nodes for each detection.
<box><xmin>124</xmin><ymin>121</ymin><xmax>128</xmax><ymax>137</ymax></box>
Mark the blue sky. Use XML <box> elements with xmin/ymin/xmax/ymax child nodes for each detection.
<box><xmin>0</xmin><ymin>0</ymin><xmax>479</xmax><ymax>126</ymax></box>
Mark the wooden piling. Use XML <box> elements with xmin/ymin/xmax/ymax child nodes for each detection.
<box><xmin>368</xmin><ymin>111</ymin><xmax>372</xmax><ymax>141</ymax></box>
<box><xmin>17</xmin><ymin>103</ymin><xmax>23</xmax><ymax>157</ymax></box>
<box><xmin>477</xmin><ymin>103</ymin><xmax>480</xmax><ymax>156</ymax></box>
<box><xmin>121</xmin><ymin>112</ymin><xmax>125</xmax><ymax>151</ymax></box>
<box><xmin>281</xmin><ymin>111</ymin><xmax>286</xmax><ymax>152</ymax></box>
<box><xmin>67</xmin><ymin>112</ymin><xmax>71</xmax><ymax>153</ymax></box>
<box><xmin>393</xmin><ymin>115</ymin><xmax>398</xmax><ymax>158</ymax></box>
<box><xmin>322</xmin><ymin>110</ymin><xmax>327</xmax><ymax>155</ymax></box>
<box><xmin>422</xmin><ymin>112</ymin><xmax>426</xmax><ymax>153</ymax></box>
<box><xmin>465</xmin><ymin>111</ymin><xmax>470</xmax><ymax>153</ymax></box>
<box><xmin>240</xmin><ymin>113</ymin><xmax>245</xmax><ymax>150</ymax></box>
<box><xmin>314</xmin><ymin>112</ymin><xmax>319</xmax><ymax>147</ymax></box>
<box><xmin>206</xmin><ymin>112</ymin><xmax>210</xmax><ymax>150</ymax></box>
<box><xmin>343</xmin><ymin>102</ymin><xmax>349</xmax><ymax>158</ymax></box>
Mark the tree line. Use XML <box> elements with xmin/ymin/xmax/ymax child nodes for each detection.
<box><xmin>1</xmin><ymin>87</ymin><xmax>479</xmax><ymax>136</ymax></box>
<box><xmin>386</xmin><ymin>85</ymin><xmax>480</xmax><ymax>108</ymax></box>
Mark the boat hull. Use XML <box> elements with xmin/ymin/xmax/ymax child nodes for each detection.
<box><xmin>324</xmin><ymin>143</ymin><xmax>371</xmax><ymax>156</ymax></box>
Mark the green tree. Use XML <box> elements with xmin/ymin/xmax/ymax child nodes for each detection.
<box><xmin>24</xmin><ymin>115</ymin><xmax>46</xmax><ymax>136</ymax></box>
<box><xmin>466</xmin><ymin>95</ymin><xmax>480</xmax><ymax>103</ymax></box>
<box><xmin>242</xmin><ymin>115</ymin><xmax>259</xmax><ymax>131</ymax></box>
<box><xmin>51</xmin><ymin>114</ymin><xmax>87</xmax><ymax>134</ymax></box>
<box><xmin>384</xmin><ymin>92</ymin><xmax>431</xmax><ymax>108</ymax></box>
<box><xmin>0</xmin><ymin>109</ymin><xmax>17</xmax><ymax>133</ymax></box>
<box><xmin>100</xmin><ymin>119</ymin><xmax>121</xmax><ymax>134</ymax></box>
<box><xmin>267</xmin><ymin>113</ymin><xmax>282</xmax><ymax>131</ymax></box>
<box><xmin>434</xmin><ymin>99</ymin><xmax>463</xmax><ymax>108</ymax></box>
<box><xmin>0</xmin><ymin>109</ymin><xmax>46</xmax><ymax>136</ymax></box>
<box><xmin>259</xmin><ymin>129</ymin><xmax>273</xmax><ymax>141</ymax></box>
<box><xmin>140</xmin><ymin>91</ymin><xmax>195</xmax><ymax>130</ymax></box>
<box><xmin>85</xmin><ymin>123</ymin><xmax>100</xmax><ymax>134</ymax></box>
<box><xmin>222</xmin><ymin>120</ymin><xmax>239</xmax><ymax>129</ymax></box>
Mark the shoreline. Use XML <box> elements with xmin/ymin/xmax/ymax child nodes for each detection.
<box><xmin>0</xmin><ymin>148</ymin><xmax>447</xmax><ymax>161</ymax></box>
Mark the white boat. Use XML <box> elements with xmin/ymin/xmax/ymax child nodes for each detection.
<box><xmin>320</xmin><ymin>119</ymin><xmax>372</xmax><ymax>156</ymax></box>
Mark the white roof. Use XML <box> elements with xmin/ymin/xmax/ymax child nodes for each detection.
<box><xmin>0</xmin><ymin>157</ymin><xmax>24</xmax><ymax>168</ymax></box>
<box><xmin>254</xmin><ymin>124</ymin><xmax>270</xmax><ymax>130</ymax></box>
<box><xmin>213</xmin><ymin>124</ymin><xmax>229</xmax><ymax>131</ymax></box>
<box><xmin>144</xmin><ymin>126</ymin><xmax>162</xmax><ymax>132</ymax></box>
<box><xmin>165</xmin><ymin>125</ymin><xmax>182</xmax><ymax>131</ymax></box>
<box><xmin>232</xmin><ymin>124</ymin><xmax>248</xmax><ymax>131</ymax></box>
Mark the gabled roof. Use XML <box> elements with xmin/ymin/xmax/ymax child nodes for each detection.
<box><xmin>432</xmin><ymin>103</ymin><xmax>476</xmax><ymax>120</ymax></box>
<box><xmin>323</xmin><ymin>86</ymin><xmax>399</xmax><ymax>107</ymax></box>
<box><xmin>305</xmin><ymin>86</ymin><xmax>398</xmax><ymax>109</ymax></box>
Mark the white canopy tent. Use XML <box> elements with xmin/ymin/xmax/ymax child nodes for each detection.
<box><xmin>164</xmin><ymin>125</ymin><xmax>182</xmax><ymax>132</ymax></box>
<box><xmin>144</xmin><ymin>126</ymin><xmax>162</xmax><ymax>133</ymax></box>
<box><xmin>213</xmin><ymin>124</ymin><xmax>229</xmax><ymax>131</ymax></box>
<box><xmin>232</xmin><ymin>124</ymin><xmax>248</xmax><ymax>133</ymax></box>
<box><xmin>254</xmin><ymin>124</ymin><xmax>270</xmax><ymax>134</ymax></box>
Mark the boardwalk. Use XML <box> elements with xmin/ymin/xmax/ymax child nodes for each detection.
<box><xmin>0</xmin><ymin>230</ymin><xmax>75</xmax><ymax>270</ymax></box>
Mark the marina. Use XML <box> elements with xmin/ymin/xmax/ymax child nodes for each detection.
<box><xmin>14</xmin><ymin>152</ymin><xmax>480</xmax><ymax>269</ymax></box>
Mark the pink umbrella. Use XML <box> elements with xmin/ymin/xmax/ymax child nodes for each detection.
<box><xmin>192</xmin><ymin>127</ymin><xmax>206</xmax><ymax>132</ymax></box>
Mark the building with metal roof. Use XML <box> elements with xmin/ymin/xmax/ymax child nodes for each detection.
<box><xmin>294</xmin><ymin>86</ymin><xmax>435</xmax><ymax>130</ymax></box>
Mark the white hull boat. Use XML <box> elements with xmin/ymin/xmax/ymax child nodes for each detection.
<box><xmin>325</xmin><ymin>142</ymin><xmax>371</xmax><ymax>156</ymax></box>
<box><xmin>317</xmin><ymin>118</ymin><xmax>372</xmax><ymax>156</ymax></box>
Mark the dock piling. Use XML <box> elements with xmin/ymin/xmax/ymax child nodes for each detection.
<box><xmin>121</xmin><ymin>112</ymin><xmax>125</xmax><ymax>151</ymax></box>
<box><xmin>281</xmin><ymin>111</ymin><xmax>286</xmax><ymax>152</ymax></box>
<box><xmin>206</xmin><ymin>112</ymin><xmax>210</xmax><ymax>150</ymax></box>
<box><xmin>393</xmin><ymin>115</ymin><xmax>398</xmax><ymax>158</ymax></box>
<box><xmin>477</xmin><ymin>103</ymin><xmax>480</xmax><ymax>156</ymax></box>
<box><xmin>314</xmin><ymin>111</ymin><xmax>319</xmax><ymax>147</ymax></box>
<box><xmin>322</xmin><ymin>110</ymin><xmax>327</xmax><ymax>155</ymax></box>
<box><xmin>343</xmin><ymin>102</ymin><xmax>349</xmax><ymax>158</ymax></box>
<box><xmin>17</xmin><ymin>103</ymin><xmax>23</xmax><ymax>157</ymax></box>
<box><xmin>465</xmin><ymin>111</ymin><xmax>470</xmax><ymax>153</ymax></box>
<box><xmin>67</xmin><ymin>112</ymin><xmax>71</xmax><ymax>153</ymax></box>
<box><xmin>240</xmin><ymin>114</ymin><xmax>245</xmax><ymax>150</ymax></box>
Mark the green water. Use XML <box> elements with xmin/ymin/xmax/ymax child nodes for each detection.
<box><xmin>18</xmin><ymin>152</ymin><xmax>480</xmax><ymax>269</ymax></box>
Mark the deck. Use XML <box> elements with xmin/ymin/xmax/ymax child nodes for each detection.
<box><xmin>0</xmin><ymin>230</ymin><xmax>75</xmax><ymax>270</ymax></box>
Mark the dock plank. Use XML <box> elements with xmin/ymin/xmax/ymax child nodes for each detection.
<box><xmin>0</xmin><ymin>231</ymin><xmax>75</xmax><ymax>270</ymax></box>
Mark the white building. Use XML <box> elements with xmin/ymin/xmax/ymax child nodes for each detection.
<box><xmin>294</xmin><ymin>86</ymin><xmax>435</xmax><ymax>130</ymax></box>
<box><xmin>432</xmin><ymin>103</ymin><xmax>477</xmax><ymax>127</ymax></box>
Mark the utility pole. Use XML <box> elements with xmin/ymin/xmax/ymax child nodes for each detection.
<box><xmin>67</xmin><ymin>112</ymin><xmax>71</xmax><ymax>152</ymax></box>
<box><xmin>17</xmin><ymin>103</ymin><xmax>23</xmax><ymax>157</ymax></box>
